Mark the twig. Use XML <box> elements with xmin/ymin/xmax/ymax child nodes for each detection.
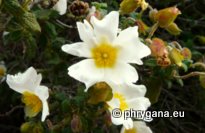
<box><xmin>56</xmin><ymin>20</ymin><xmax>76</xmax><ymax>29</ymax></box>
<box><xmin>191</xmin><ymin>62</ymin><xmax>205</xmax><ymax>70</ymax></box>
<box><xmin>147</xmin><ymin>22</ymin><xmax>159</xmax><ymax>39</ymax></box>
<box><xmin>173</xmin><ymin>71</ymin><xmax>205</xmax><ymax>79</ymax></box>
<box><xmin>0</xmin><ymin>105</ymin><xmax>23</xmax><ymax>117</ymax></box>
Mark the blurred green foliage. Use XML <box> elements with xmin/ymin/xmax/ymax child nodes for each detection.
<box><xmin>0</xmin><ymin>0</ymin><xmax>205</xmax><ymax>133</ymax></box>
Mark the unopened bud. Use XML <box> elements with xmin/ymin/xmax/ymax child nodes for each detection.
<box><xmin>69</xmin><ymin>0</ymin><xmax>89</xmax><ymax>16</ymax></box>
<box><xmin>136</xmin><ymin>19</ymin><xmax>149</xmax><ymax>35</ymax></box>
<box><xmin>120</xmin><ymin>0</ymin><xmax>148</xmax><ymax>14</ymax></box>
<box><xmin>149</xmin><ymin>8</ymin><xmax>158</xmax><ymax>22</ymax></box>
<box><xmin>181</xmin><ymin>47</ymin><xmax>192</xmax><ymax>59</ymax></box>
<box><xmin>157</xmin><ymin>56</ymin><xmax>171</xmax><ymax>67</ymax></box>
<box><xmin>165</xmin><ymin>22</ymin><xmax>182</xmax><ymax>35</ymax></box>
<box><xmin>71</xmin><ymin>114</ymin><xmax>82</xmax><ymax>133</ymax></box>
<box><xmin>149</xmin><ymin>38</ymin><xmax>168</xmax><ymax>57</ymax></box>
<box><xmin>169</xmin><ymin>47</ymin><xmax>184</xmax><ymax>67</ymax></box>
<box><xmin>88</xmin><ymin>82</ymin><xmax>113</xmax><ymax>104</ymax></box>
<box><xmin>0</xmin><ymin>63</ymin><xmax>6</xmax><ymax>78</ymax></box>
<box><xmin>21</xmin><ymin>122</ymin><xmax>33</xmax><ymax>133</ymax></box>
<box><xmin>86</xmin><ymin>6</ymin><xmax>102</xmax><ymax>22</ymax></box>
<box><xmin>155</xmin><ymin>7</ymin><xmax>181</xmax><ymax>28</ymax></box>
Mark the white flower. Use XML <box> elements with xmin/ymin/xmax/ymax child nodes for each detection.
<box><xmin>6</xmin><ymin>67</ymin><xmax>49</xmax><ymax>121</ymax></box>
<box><xmin>53</xmin><ymin>0</ymin><xmax>67</xmax><ymax>15</ymax></box>
<box><xmin>120</xmin><ymin>121</ymin><xmax>152</xmax><ymax>133</ymax></box>
<box><xmin>107</xmin><ymin>83</ymin><xmax>151</xmax><ymax>129</ymax></box>
<box><xmin>62</xmin><ymin>11</ymin><xmax>151</xmax><ymax>91</ymax></box>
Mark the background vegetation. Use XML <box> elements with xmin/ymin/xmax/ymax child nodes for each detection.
<box><xmin>0</xmin><ymin>0</ymin><xmax>205</xmax><ymax>133</ymax></box>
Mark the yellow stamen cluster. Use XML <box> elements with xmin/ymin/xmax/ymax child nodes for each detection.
<box><xmin>92</xmin><ymin>43</ymin><xmax>118</xmax><ymax>68</ymax></box>
<box><xmin>22</xmin><ymin>91</ymin><xmax>42</xmax><ymax>115</ymax></box>
<box><xmin>113</xmin><ymin>92</ymin><xmax>128</xmax><ymax>111</ymax></box>
<box><xmin>124</xmin><ymin>128</ymin><xmax>137</xmax><ymax>133</ymax></box>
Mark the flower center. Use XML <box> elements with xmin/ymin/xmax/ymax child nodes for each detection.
<box><xmin>91</xmin><ymin>43</ymin><xmax>118</xmax><ymax>68</ymax></box>
<box><xmin>22</xmin><ymin>91</ymin><xmax>42</xmax><ymax>117</ymax></box>
<box><xmin>124</xmin><ymin>128</ymin><xmax>137</xmax><ymax>133</ymax></box>
<box><xmin>113</xmin><ymin>92</ymin><xmax>128</xmax><ymax>111</ymax></box>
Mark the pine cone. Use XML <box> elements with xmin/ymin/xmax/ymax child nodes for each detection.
<box><xmin>69</xmin><ymin>0</ymin><xmax>89</xmax><ymax>16</ymax></box>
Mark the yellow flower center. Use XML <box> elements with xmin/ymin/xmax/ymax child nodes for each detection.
<box><xmin>124</xmin><ymin>128</ymin><xmax>137</xmax><ymax>133</ymax></box>
<box><xmin>91</xmin><ymin>42</ymin><xmax>118</xmax><ymax>68</ymax></box>
<box><xmin>22</xmin><ymin>91</ymin><xmax>42</xmax><ymax>117</ymax></box>
<box><xmin>113</xmin><ymin>92</ymin><xmax>128</xmax><ymax>111</ymax></box>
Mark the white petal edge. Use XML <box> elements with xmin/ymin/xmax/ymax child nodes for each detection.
<box><xmin>111</xmin><ymin>114</ymin><xmax>133</xmax><ymax>129</ymax></box>
<box><xmin>104</xmin><ymin>62</ymin><xmax>138</xmax><ymax>85</ymax></box>
<box><xmin>53</xmin><ymin>0</ymin><xmax>67</xmax><ymax>15</ymax></box>
<box><xmin>68</xmin><ymin>59</ymin><xmax>104</xmax><ymax>91</ymax></box>
<box><xmin>35</xmin><ymin>86</ymin><xmax>49</xmax><ymax>121</ymax></box>
<box><xmin>114</xmin><ymin>26</ymin><xmax>151</xmax><ymax>65</ymax></box>
<box><xmin>77</xmin><ymin>20</ymin><xmax>97</xmax><ymax>46</ymax></box>
<box><xmin>62</xmin><ymin>42</ymin><xmax>91</xmax><ymax>58</ymax></box>
<box><xmin>90</xmin><ymin>11</ymin><xmax>119</xmax><ymax>43</ymax></box>
<box><xmin>41</xmin><ymin>99</ymin><xmax>49</xmax><ymax>121</ymax></box>
<box><xmin>108</xmin><ymin>83</ymin><xmax>147</xmax><ymax>99</ymax></box>
<box><xmin>6</xmin><ymin>67</ymin><xmax>40</xmax><ymax>94</ymax></box>
<box><xmin>127</xmin><ymin>97</ymin><xmax>151</xmax><ymax>111</ymax></box>
<box><xmin>120</xmin><ymin>121</ymin><xmax>152</xmax><ymax>133</ymax></box>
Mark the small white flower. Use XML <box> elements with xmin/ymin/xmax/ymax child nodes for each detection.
<box><xmin>107</xmin><ymin>83</ymin><xmax>151</xmax><ymax>129</ymax></box>
<box><xmin>120</xmin><ymin>121</ymin><xmax>152</xmax><ymax>133</ymax></box>
<box><xmin>62</xmin><ymin>11</ymin><xmax>151</xmax><ymax>91</ymax></box>
<box><xmin>6</xmin><ymin>67</ymin><xmax>49</xmax><ymax>121</ymax></box>
<box><xmin>53</xmin><ymin>0</ymin><xmax>67</xmax><ymax>15</ymax></box>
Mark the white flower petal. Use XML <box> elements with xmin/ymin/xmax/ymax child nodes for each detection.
<box><xmin>35</xmin><ymin>85</ymin><xmax>49</xmax><ymax>100</ymax></box>
<box><xmin>90</xmin><ymin>11</ymin><xmax>119</xmax><ymax>43</ymax></box>
<box><xmin>41</xmin><ymin>99</ymin><xmax>49</xmax><ymax>121</ymax></box>
<box><xmin>68</xmin><ymin>59</ymin><xmax>104</xmax><ymax>90</ymax></box>
<box><xmin>77</xmin><ymin>21</ymin><xmax>97</xmax><ymax>45</ymax></box>
<box><xmin>62</xmin><ymin>42</ymin><xmax>91</xmax><ymax>57</ymax></box>
<box><xmin>104</xmin><ymin>62</ymin><xmax>138</xmax><ymax>85</ymax></box>
<box><xmin>53</xmin><ymin>0</ymin><xmax>67</xmax><ymax>15</ymax></box>
<box><xmin>111</xmin><ymin>114</ymin><xmax>133</xmax><ymax>129</ymax></box>
<box><xmin>6</xmin><ymin>67</ymin><xmax>40</xmax><ymax>94</ymax></box>
<box><xmin>109</xmin><ymin>83</ymin><xmax>147</xmax><ymax>99</ymax></box>
<box><xmin>114</xmin><ymin>26</ymin><xmax>151</xmax><ymax>64</ymax></box>
<box><xmin>127</xmin><ymin>97</ymin><xmax>151</xmax><ymax>111</ymax></box>
<box><xmin>35</xmin><ymin>86</ymin><xmax>49</xmax><ymax>121</ymax></box>
<box><xmin>121</xmin><ymin>121</ymin><xmax>152</xmax><ymax>133</ymax></box>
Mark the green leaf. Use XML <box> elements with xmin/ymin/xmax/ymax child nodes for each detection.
<box><xmin>199</xmin><ymin>75</ymin><xmax>205</xmax><ymax>89</ymax></box>
<box><xmin>61</xmin><ymin>99</ymin><xmax>70</xmax><ymax>113</ymax></box>
<box><xmin>34</xmin><ymin>9</ymin><xmax>59</xmax><ymax>20</ymax></box>
<box><xmin>45</xmin><ymin>22</ymin><xmax>57</xmax><ymax>38</ymax></box>
<box><xmin>145</xmin><ymin>77</ymin><xmax>162</xmax><ymax>104</ymax></box>
<box><xmin>3</xmin><ymin>0</ymin><xmax>25</xmax><ymax>16</ymax></box>
<box><xmin>18</xmin><ymin>12</ymin><xmax>41</xmax><ymax>32</ymax></box>
<box><xmin>144</xmin><ymin>58</ymin><xmax>157</xmax><ymax>67</ymax></box>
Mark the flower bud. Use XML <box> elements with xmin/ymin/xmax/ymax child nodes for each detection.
<box><xmin>136</xmin><ymin>19</ymin><xmax>149</xmax><ymax>35</ymax></box>
<box><xmin>157</xmin><ymin>55</ymin><xmax>171</xmax><ymax>67</ymax></box>
<box><xmin>165</xmin><ymin>22</ymin><xmax>182</xmax><ymax>35</ymax></box>
<box><xmin>169</xmin><ymin>47</ymin><xmax>184</xmax><ymax>67</ymax></box>
<box><xmin>71</xmin><ymin>114</ymin><xmax>82</xmax><ymax>133</ymax></box>
<box><xmin>120</xmin><ymin>0</ymin><xmax>148</xmax><ymax>14</ymax></box>
<box><xmin>21</xmin><ymin>122</ymin><xmax>33</xmax><ymax>133</ymax></box>
<box><xmin>87</xmin><ymin>82</ymin><xmax>113</xmax><ymax>104</ymax></box>
<box><xmin>0</xmin><ymin>63</ymin><xmax>6</xmax><ymax>78</ymax></box>
<box><xmin>181</xmin><ymin>47</ymin><xmax>192</xmax><ymax>59</ymax></box>
<box><xmin>155</xmin><ymin>7</ymin><xmax>181</xmax><ymax>28</ymax></box>
<box><xmin>149</xmin><ymin>38</ymin><xmax>168</xmax><ymax>57</ymax></box>
<box><xmin>69</xmin><ymin>0</ymin><xmax>89</xmax><ymax>16</ymax></box>
<box><xmin>149</xmin><ymin>8</ymin><xmax>158</xmax><ymax>22</ymax></box>
<box><xmin>86</xmin><ymin>6</ymin><xmax>102</xmax><ymax>22</ymax></box>
<box><xmin>120</xmin><ymin>0</ymin><xmax>140</xmax><ymax>14</ymax></box>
